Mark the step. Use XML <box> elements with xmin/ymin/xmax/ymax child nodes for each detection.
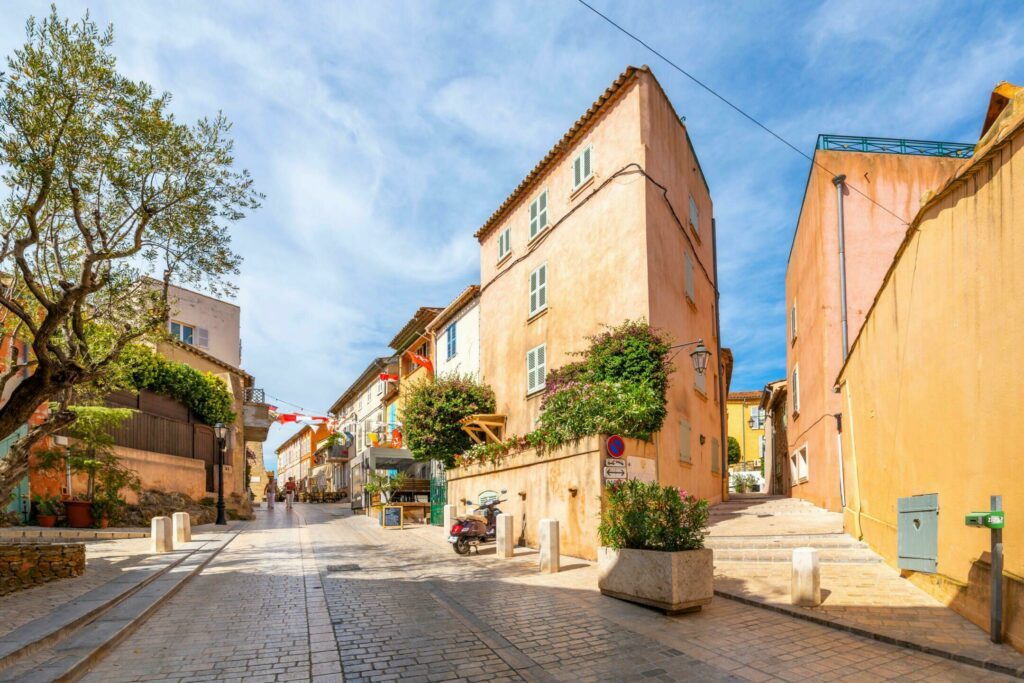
<box><xmin>705</xmin><ymin>534</ymin><xmax>869</xmax><ymax>550</ymax></box>
<box><xmin>0</xmin><ymin>528</ymin><xmax>149</xmax><ymax>541</ymax></box>
<box><xmin>0</xmin><ymin>531</ymin><xmax>239</xmax><ymax>682</ymax></box>
<box><xmin>712</xmin><ymin>547</ymin><xmax>882</xmax><ymax>564</ymax></box>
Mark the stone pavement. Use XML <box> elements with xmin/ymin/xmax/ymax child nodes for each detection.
<box><xmin>708</xmin><ymin>496</ymin><xmax>1024</xmax><ymax>675</ymax></box>
<box><xmin>80</xmin><ymin>504</ymin><xmax>1018</xmax><ymax>682</ymax></box>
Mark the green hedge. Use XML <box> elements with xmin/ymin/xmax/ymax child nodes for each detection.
<box><xmin>118</xmin><ymin>345</ymin><xmax>236</xmax><ymax>425</ymax></box>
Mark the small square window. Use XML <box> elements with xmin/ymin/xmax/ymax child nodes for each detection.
<box><xmin>572</xmin><ymin>145</ymin><xmax>593</xmax><ymax>190</ymax></box>
<box><xmin>790</xmin><ymin>446</ymin><xmax>808</xmax><ymax>483</ymax></box>
<box><xmin>170</xmin><ymin>321</ymin><xmax>194</xmax><ymax>345</ymax></box>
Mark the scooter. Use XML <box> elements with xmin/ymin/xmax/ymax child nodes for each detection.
<box><xmin>448</xmin><ymin>497</ymin><xmax>506</xmax><ymax>555</ymax></box>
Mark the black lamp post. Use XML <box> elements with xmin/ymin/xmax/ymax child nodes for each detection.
<box><xmin>214</xmin><ymin>422</ymin><xmax>228</xmax><ymax>526</ymax></box>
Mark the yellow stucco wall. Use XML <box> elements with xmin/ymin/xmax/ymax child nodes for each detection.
<box><xmin>837</xmin><ymin>120</ymin><xmax>1024</xmax><ymax>649</ymax></box>
<box><xmin>786</xmin><ymin>151</ymin><xmax>962</xmax><ymax>512</ymax></box>
<box><xmin>726</xmin><ymin>398</ymin><xmax>763</xmax><ymax>465</ymax></box>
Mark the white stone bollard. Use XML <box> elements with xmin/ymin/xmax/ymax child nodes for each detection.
<box><xmin>791</xmin><ymin>547</ymin><xmax>821</xmax><ymax>606</ymax></box>
<box><xmin>172</xmin><ymin>512</ymin><xmax>191</xmax><ymax>546</ymax></box>
<box><xmin>443</xmin><ymin>504</ymin><xmax>457</xmax><ymax>534</ymax></box>
<box><xmin>539</xmin><ymin>519</ymin><xmax>560</xmax><ymax>573</ymax></box>
<box><xmin>151</xmin><ymin>516</ymin><xmax>173</xmax><ymax>553</ymax></box>
<box><xmin>496</xmin><ymin>513</ymin><xmax>514</xmax><ymax>558</ymax></box>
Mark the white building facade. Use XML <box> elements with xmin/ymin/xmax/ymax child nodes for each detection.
<box><xmin>428</xmin><ymin>285</ymin><xmax>480</xmax><ymax>379</ymax></box>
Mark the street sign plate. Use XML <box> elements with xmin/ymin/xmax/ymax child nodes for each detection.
<box><xmin>603</xmin><ymin>467</ymin><xmax>626</xmax><ymax>479</ymax></box>
<box><xmin>606</xmin><ymin>435</ymin><xmax>625</xmax><ymax>458</ymax></box>
<box><xmin>604</xmin><ymin>458</ymin><xmax>624</xmax><ymax>468</ymax></box>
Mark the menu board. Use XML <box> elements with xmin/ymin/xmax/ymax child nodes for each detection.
<box><xmin>382</xmin><ymin>505</ymin><xmax>403</xmax><ymax>529</ymax></box>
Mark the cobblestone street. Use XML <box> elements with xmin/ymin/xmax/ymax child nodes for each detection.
<box><xmin>79</xmin><ymin>504</ymin><xmax>1015</xmax><ymax>682</ymax></box>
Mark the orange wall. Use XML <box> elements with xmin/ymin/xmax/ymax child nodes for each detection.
<box><xmin>785</xmin><ymin>150</ymin><xmax>961</xmax><ymax>511</ymax></box>
<box><xmin>476</xmin><ymin>70</ymin><xmax>722</xmax><ymax>504</ymax></box>
<box><xmin>838</xmin><ymin>126</ymin><xmax>1024</xmax><ymax>648</ymax></box>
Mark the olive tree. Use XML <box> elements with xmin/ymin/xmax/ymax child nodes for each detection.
<box><xmin>0</xmin><ymin>9</ymin><xmax>260</xmax><ymax>500</ymax></box>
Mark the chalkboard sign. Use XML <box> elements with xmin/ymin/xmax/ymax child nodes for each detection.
<box><xmin>382</xmin><ymin>505</ymin><xmax>403</xmax><ymax>529</ymax></box>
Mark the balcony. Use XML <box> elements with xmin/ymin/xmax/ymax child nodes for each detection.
<box><xmin>242</xmin><ymin>387</ymin><xmax>273</xmax><ymax>442</ymax></box>
<box><xmin>314</xmin><ymin>443</ymin><xmax>350</xmax><ymax>466</ymax></box>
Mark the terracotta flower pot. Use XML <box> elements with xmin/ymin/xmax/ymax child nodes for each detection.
<box><xmin>98</xmin><ymin>516</ymin><xmax>110</xmax><ymax>529</ymax></box>
<box><xmin>36</xmin><ymin>514</ymin><xmax>57</xmax><ymax>528</ymax></box>
<box><xmin>64</xmin><ymin>500</ymin><xmax>94</xmax><ymax>529</ymax></box>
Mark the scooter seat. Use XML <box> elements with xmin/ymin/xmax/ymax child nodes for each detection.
<box><xmin>464</xmin><ymin>514</ymin><xmax>487</xmax><ymax>523</ymax></box>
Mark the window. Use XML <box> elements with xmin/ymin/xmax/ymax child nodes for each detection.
<box><xmin>376</xmin><ymin>378</ymin><xmax>384</xmax><ymax>395</ymax></box>
<box><xmin>498</xmin><ymin>227</ymin><xmax>511</xmax><ymax>261</ymax></box>
<box><xmin>689</xmin><ymin>194</ymin><xmax>700</xmax><ymax>236</ymax></box>
<box><xmin>684</xmin><ymin>252</ymin><xmax>695</xmax><ymax>303</ymax></box>
<box><xmin>791</xmin><ymin>364</ymin><xmax>800</xmax><ymax>415</ymax></box>
<box><xmin>711</xmin><ymin>437</ymin><xmax>721</xmax><ymax>473</ymax></box>
<box><xmin>445</xmin><ymin>322</ymin><xmax>457</xmax><ymax>360</ymax></box>
<box><xmin>791</xmin><ymin>446</ymin><xmax>808</xmax><ymax>483</ymax></box>
<box><xmin>572</xmin><ymin>144</ymin><xmax>593</xmax><ymax>190</ymax></box>
<box><xmin>170</xmin><ymin>321</ymin><xmax>194</xmax><ymax>345</ymax></box>
<box><xmin>695</xmin><ymin>362</ymin><xmax>706</xmax><ymax>395</ymax></box>
<box><xmin>529</xmin><ymin>263</ymin><xmax>548</xmax><ymax>316</ymax></box>
<box><xmin>791</xmin><ymin>301</ymin><xmax>798</xmax><ymax>341</ymax></box>
<box><xmin>527</xmin><ymin>344</ymin><xmax>546</xmax><ymax>394</ymax></box>
<box><xmin>749</xmin><ymin>407</ymin><xmax>765</xmax><ymax>430</ymax></box>
<box><xmin>529</xmin><ymin>190</ymin><xmax>549</xmax><ymax>240</ymax></box>
<box><xmin>679</xmin><ymin>420</ymin><xmax>692</xmax><ymax>463</ymax></box>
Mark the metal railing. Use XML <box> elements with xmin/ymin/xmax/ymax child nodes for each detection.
<box><xmin>817</xmin><ymin>135</ymin><xmax>974</xmax><ymax>159</ymax></box>
<box><xmin>243</xmin><ymin>387</ymin><xmax>266</xmax><ymax>403</ymax></box>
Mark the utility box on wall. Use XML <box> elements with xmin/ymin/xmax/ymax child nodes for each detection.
<box><xmin>897</xmin><ymin>493</ymin><xmax>939</xmax><ymax>573</ymax></box>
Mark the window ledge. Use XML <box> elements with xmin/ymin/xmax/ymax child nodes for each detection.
<box><xmin>694</xmin><ymin>387</ymin><xmax>708</xmax><ymax>400</ymax></box>
<box><xmin>527</xmin><ymin>307</ymin><xmax>548</xmax><ymax>324</ymax></box>
<box><xmin>497</xmin><ymin>252</ymin><xmax>512</xmax><ymax>267</ymax></box>
<box><xmin>528</xmin><ymin>226</ymin><xmax>550</xmax><ymax>245</ymax></box>
<box><xmin>689</xmin><ymin>220</ymin><xmax>702</xmax><ymax>243</ymax></box>
<box><xmin>685</xmin><ymin>295</ymin><xmax>697</xmax><ymax>311</ymax></box>
<box><xmin>570</xmin><ymin>175</ymin><xmax>595</xmax><ymax>199</ymax></box>
<box><xmin>526</xmin><ymin>387</ymin><xmax>546</xmax><ymax>399</ymax></box>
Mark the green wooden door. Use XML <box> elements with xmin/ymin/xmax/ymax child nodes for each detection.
<box><xmin>1</xmin><ymin>424</ymin><xmax>30</xmax><ymax>522</ymax></box>
<box><xmin>429</xmin><ymin>466</ymin><xmax>447</xmax><ymax>526</ymax></box>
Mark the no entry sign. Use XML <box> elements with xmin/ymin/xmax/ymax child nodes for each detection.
<box><xmin>606</xmin><ymin>435</ymin><xmax>625</xmax><ymax>458</ymax></box>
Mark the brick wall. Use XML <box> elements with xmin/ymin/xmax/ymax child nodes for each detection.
<box><xmin>0</xmin><ymin>543</ymin><xmax>85</xmax><ymax>595</ymax></box>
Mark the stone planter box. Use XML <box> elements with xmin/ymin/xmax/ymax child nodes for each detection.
<box><xmin>597</xmin><ymin>547</ymin><xmax>713</xmax><ymax>614</ymax></box>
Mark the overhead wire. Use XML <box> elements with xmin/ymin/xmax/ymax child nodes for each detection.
<box><xmin>574</xmin><ymin>0</ymin><xmax>917</xmax><ymax>226</ymax></box>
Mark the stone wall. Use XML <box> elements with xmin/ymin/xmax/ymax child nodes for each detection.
<box><xmin>0</xmin><ymin>543</ymin><xmax>85</xmax><ymax>595</ymax></box>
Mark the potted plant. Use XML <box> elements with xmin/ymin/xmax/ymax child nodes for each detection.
<box><xmin>32</xmin><ymin>493</ymin><xmax>62</xmax><ymax>527</ymax></box>
<box><xmin>36</xmin><ymin>406</ymin><xmax>137</xmax><ymax>528</ymax></box>
<box><xmin>597</xmin><ymin>479</ymin><xmax>712</xmax><ymax>614</ymax></box>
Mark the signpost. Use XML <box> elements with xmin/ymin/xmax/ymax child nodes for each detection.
<box><xmin>965</xmin><ymin>495</ymin><xmax>1004</xmax><ymax>643</ymax></box>
<box><xmin>603</xmin><ymin>466</ymin><xmax>626</xmax><ymax>480</ymax></box>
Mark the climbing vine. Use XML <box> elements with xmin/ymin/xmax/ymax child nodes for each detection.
<box><xmin>116</xmin><ymin>345</ymin><xmax>236</xmax><ymax>425</ymax></box>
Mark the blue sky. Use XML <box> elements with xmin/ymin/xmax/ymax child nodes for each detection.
<box><xmin>3</xmin><ymin>1</ymin><xmax>1023</xmax><ymax>471</ymax></box>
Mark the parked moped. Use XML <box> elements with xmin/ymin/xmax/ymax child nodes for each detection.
<box><xmin>448</xmin><ymin>497</ymin><xmax>507</xmax><ymax>555</ymax></box>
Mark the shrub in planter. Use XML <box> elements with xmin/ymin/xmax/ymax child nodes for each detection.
<box><xmin>597</xmin><ymin>479</ymin><xmax>712</xmax><ymax>614</ymax></box>
<box><xmin>32</xmin><ymin>493</ymin><xmax>62</xmax><ymax>527</ymax></box>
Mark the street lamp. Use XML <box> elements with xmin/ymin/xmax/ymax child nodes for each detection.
<box><xmin>214</xmin><ymin>422</ymin><xmax>228</xmax><ymax>526</ymax></box>
<box><xmin>671</xmin><ymin>339</ymin><xmax>712</xmax><ymax>375</ymax></box>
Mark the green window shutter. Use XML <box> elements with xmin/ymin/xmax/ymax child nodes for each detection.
<box><xmin>583</xmin><ymin>146</ymin><xmax>592</xmax><ymax>180</ymax></box>
<box><xmin>536</xmin><ymin>344</ymin><xmax>546</xmax><ymax>389</ymax></box>
<box><xmin>530</xmin><ymin>269</ymin><xmax>538</xmax><ymax>315</ymax></box>
<box><xmin>527</xmin><ymin>347</ymin><xmax>537</xmax><ymax>392</ymax></box>
<box><xmin>538</xmin><ymin>264</ymin><xmax>546</xmax><ymax>310</ymax></box>
<box><xmin>538</xmin><ymin>190</ymin><xmax>548</xmax><ymax>229</ymax></box>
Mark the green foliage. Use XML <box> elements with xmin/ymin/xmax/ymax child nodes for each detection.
<box><xmin>402</xmin><ymin>374</ymin><xmax>496</xmax><ymax>467</ymax></box>
<box><xmin>457</xmin><ymin>320</ymin><xmax>672</xmax><ymax>468</ymax></box>
<box><xmin>0</xmin><ymin>6</ymin><xmax>259</xmax><ymax>504</ymax></box>
<box><xmin>727</xmin><ymin>436</ymin><xmax>741</xmax><ymax>465</ymax></box>
<box><xmin>733</xmin><ymin>473</ymin><xmax>757</xmax><ymax>493</ymax></box>
<box><xmin>364</xmin><ymin>471</ymin><xmax>407</xmax><ymax>505</ymax></box>
<box><xmin>116</xmin><ymin>345</ymin><xmax>235</xmax><ymax>425</ymax></box>
<box><xmin>36</xmin><ymin>406</ymin><xmax>140</xmax><ymax>523</ymax></box>
<box><xmin>31</xmin><ymin>492</ymin><xmax>62</xmax><ymax>516</ymax></box>
<box><xmin>598</xmin><ymin>479</ymin><xmax>709</xmax><ymax>552</ymax></box>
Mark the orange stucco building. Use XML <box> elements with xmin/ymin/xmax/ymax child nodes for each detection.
<box><xmin>785</xmin><ymin>138</ymin><xmax>966</xmax><ymax>512</ymax></box>
<box><xmin>448</xmin><ymin>66</ymin><xmax>725</xmax><ymax>559</ymax></box>
<box><xmin>836</xmin><ymin>83</ymin><xmax>1024</xmax><ymax>650</ymax></box>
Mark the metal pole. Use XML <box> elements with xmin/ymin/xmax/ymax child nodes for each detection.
<box><xmin>833</xmin><ymin>175</ymin><xmax>850</xmax><ymax>360</ymax></box>
<box><xmin>991</xmin><ymin>494</ymin><xmax>1003</xmax><ymax>643</ymax></box>
<box><xmin>711</xmin><ymin>218</ymin><xmax>729</xmax><ymax>500</ymax></box>
<box><xmin>216</xmin><ymin>437</ymin><xmax>227</xmax><ymax>525</ymax></box>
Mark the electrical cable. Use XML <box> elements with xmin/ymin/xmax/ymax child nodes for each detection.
<box><xmin>574</xmin><ymin>0</ymin><xmax>916</xmax><ymax>226</ymax></box>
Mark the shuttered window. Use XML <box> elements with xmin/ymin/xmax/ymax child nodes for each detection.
<box><xmin>527</xmin><ymin>344</ymin><xmax>546</xmax><ymax>394</ymax></box>
<box><xmin>792</xmin><ymin>364</ymin><xmax>801</xmax><ymax>415</ymax></box>
<box><xmin>711</xmin><ymin>437</ymin><xmax>721</xmax><ymax>473</ymax></box>
<box><xmin>679</xmin><ymin>420</ymin><xmax>692</xmax><ymax>463</ymax></box>
<box><xmin>689</xmin><ymin>194</ymin><xmax>699</xmax><ymax>235</ymax></box>
<box><xmin>446</xmin><ymin>322</ymin><xmax>457</xmax><ymax>360</ymax></box>
<box><xmin>529</xmin><ymin>263</ymin><xmax>548</xmax><ymax>317</ymax></box>
<box><xmin>694</xmin><ymin>362</ymin><xmax>706</xmax><ymax>395</ymax></box>
<box><xmin>529</xmin><ymin>191</ymin><xmax>549</xmax><ymax>240</ymax></box>
<box><xmin>791</xmin><ymin>301</ymin><xmax>798</xmax><ymax>341</ymax></box>
<box><xmin>572</xmin><ymin>145</ymin><xmax>593</xmax><ymax>190</ymax></box>
<box><xmin>684</xmin><ymin>252</ymin><xmax>695</xmax><ymax>303</ymax></box>
<box><xmin>498</xmin><ymin>227</ymin><xmax>511</xmax><ymax>261</ymax></box>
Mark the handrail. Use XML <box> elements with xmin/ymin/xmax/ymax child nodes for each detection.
<box><xmin>816</xmin><ymin>135</ymin><xmax>973</xmax><ymax>159</ymax></box>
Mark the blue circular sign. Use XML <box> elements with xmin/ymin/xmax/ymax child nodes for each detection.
<box><xmin>607</xmin><ymin>435</ymin><xmax>625</xmax><ymax>458</ymax></box>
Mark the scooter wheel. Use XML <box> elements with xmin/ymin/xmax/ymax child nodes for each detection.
<box><xmin>453</xmin><ymin>538</ymin><xmax>471</xmax><ymax>555</ymax></box>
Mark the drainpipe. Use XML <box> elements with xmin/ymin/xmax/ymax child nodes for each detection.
<box><xmin>833</xmin><ymin>175</ymin><xmax>850</xmax><ymax>359</ymax></box>
<box><xmin>834</xmin><ymin>413</ymin><xmax>847</xmax><ymax>509</ymax></box>
<box><xmin>712</xmin><ymin>218</ymin><xmax>729</xmax><ymax>501</ymax></box>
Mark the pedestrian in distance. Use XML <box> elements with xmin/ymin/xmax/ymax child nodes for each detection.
<box><xmin>264</xmin><ymin>475</ymin><xmax>277</xmax><ymax>511</ymax></box>
<box><xmin>285</xmin><ymin>476</ymin><xmax>297</xmax><ymax>510</ymax></box>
